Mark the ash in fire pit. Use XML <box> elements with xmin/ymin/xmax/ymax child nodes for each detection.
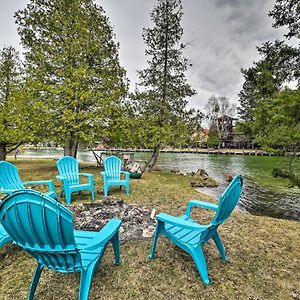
<box><xmin>71</xmin><ymin>198</ymin><xmax>156</xmax><ymax>242</ymax></box>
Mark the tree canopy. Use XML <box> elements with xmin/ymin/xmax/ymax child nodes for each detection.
<box><xmin>251</xmin><ymin>89</ymin><xmax>300</xmax><ymax>186</ymax></box>
<box><xmin>238</xmin><ymin>0</ymin><xmax>300</xmax><ymax>140</ymax></box>
<box><xmin>269</xmin><ymin>0</ymin><xmax>300</xmax><ymax>39</ymax></box>
<box><xmin>252</xmin><ymin>89</ymin><xmax>300</xmax><ymax>151</ymax></box>
<box><xmin>0</xmin><ymin>46</ymin><xmax>29</xmax><ymax>160</ymax></box>
<box><xmin>238</xmin><ymin>40</ymin><xmax>299</xmax><ymax>123</ymax></box>
<box><xmin>15</xmin><ymin>0</ymin><xmax>128</xmax><ymax>157</ymax></box>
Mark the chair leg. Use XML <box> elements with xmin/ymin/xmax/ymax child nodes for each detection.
<box><xmin>79</xmin><ymin>264</ymin><xmax>97</xmax><ymax>300</ymax></box>
<box><xmin>103</xmin><ymin>184</ymin><xmax>108</xmax><ymax>197</ymax></box>
<box><xmin>66</xmin><ymin>191</ymin><xmax>72</xmax><ymax>205</ymax></box>
<box><xmin>148</xmin><ymin>221</ymin><xmax>163</xmax><ymax>260</ymax></box>
<box><xmin>126</xmin><ymin>183</ymin><xmax>130</xmax><ymax>195</ymax></box>
<box><xmin>27</xmin><ymin>263</ymin><xmax>44</xmax><ymax>300</ymax></box>
<box><xmin>0</xmin><ymin>235</ymin><xmax>12</xmax><ymax>248</ymax></box>
<box><xmin>191</xmin><ymin>246</ymin><xmax>210</xmax><ymax>285</ymax></box>
<box><xmin>212</xmin><ymin>232</ymin><xmax>228</xmax><ymax>262</ymax></box>
<box><xmin>90</xmin><ymin>186</ymin><xmax>95</xmax><ymax>201</ymax></box>
<box><xmin>111</xmin><ymin>232</ymin><xmax>121</xmax><ymax>265</ymax></box>
<box><xmin>49</xmin><ymin>181</ymin><xmax>55</xmax><ymax>193</ymax></box>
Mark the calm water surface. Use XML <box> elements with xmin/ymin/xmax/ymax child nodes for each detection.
<box><xmin>14</xmin><ymin>149</ymin><xmax>300</xmax><ymax>221</ymax></box>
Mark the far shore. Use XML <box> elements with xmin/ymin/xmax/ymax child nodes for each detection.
<box><xmin>13</xmin><ymin>146</ymin><xmax>299</xmax><ymax>157</ymax></box>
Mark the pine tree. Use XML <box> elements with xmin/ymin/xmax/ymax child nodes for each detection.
<box><xmin>15</xmin><ymin>0</ymin><xmax>127</xmax><ymax>157</ymax></box>
<box><xmin>269</xmin><ymin>0</ymin><xmax>300</xmax><ymax>39</ymax></box>
<box><xmin>135</xmin><ymin>0</ymin><xmax>197</xmax><ymax>171</ymax></box>
<box><xmin>239</xmin><ymin>0</ymin><xmax>300</xmax><ymax>125</ymax></box>
<box><xmin>238</xmin><ymin>40</ymin><xmax>299</xmax><ymax>123</ymax></box>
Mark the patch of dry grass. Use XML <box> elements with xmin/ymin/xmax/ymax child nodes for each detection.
<box><xmin>0</xmin><ymin>159</ymin><xmax>299</xmax><ymax>299</ymax></box>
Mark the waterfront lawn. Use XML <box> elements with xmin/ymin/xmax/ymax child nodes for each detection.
<box><xmin>242</xmin><ymin>155</ymin><xmax>300</xmax><ymax>193</ymax></box>
<box><xmin>0</xmin><ymin>159</ymin><xmax>299</xmax><ymax>299</ymax></box>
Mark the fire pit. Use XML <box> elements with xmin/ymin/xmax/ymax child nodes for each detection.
<box><xmin>71</xmin><ymin>198</ymin><xmax>156</xmax><ymax>242</ymax></box>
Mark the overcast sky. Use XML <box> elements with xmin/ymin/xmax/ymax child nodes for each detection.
<box><xmin>0</xmin><ymin>0</ymin><xmax>290</xmax><ymax>111</ymax></box>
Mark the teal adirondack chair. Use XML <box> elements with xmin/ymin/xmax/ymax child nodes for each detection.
<box><xmin>149</xmin><ymin>175</ymin><xmax>243</xmax><ymax>285</ymax></box>
<box><xmin>0</xmin><ymin>224</ymin><xmax>12</xmax><ymax>247</ymax></box>
<box><xmin>101</xmin><ymin>156</ymin><xmax>130</xmax><ymax>197</ymax></box>
<box><xmin>0</xmin><ymin>190</ymin><xmax>122</xmax><ymax>300</ymax></box>
<box><xmin>0</xmin><ymin>161</ymin><xmax>57</xmax><ymax>199</ymax></box>
<box><xmin>56</xmin><ymin>156</ymin><xmax>94</xmax><ymax>205</ymax></box>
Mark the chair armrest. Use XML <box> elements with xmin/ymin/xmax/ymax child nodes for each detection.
<box><xmin>79</xmin><ymin>173</ymin><xmax>94</xmax><ymax>179</ymax></box>
<box><xmin>0</xmin><ymin>188</ymin><xmax>15</xmax><ymax>194</ymax></box>
<box><xmin>23</xmin><ymin>180</ymin><xmax>55</xmax><ymax>192</ymax></box>
<box><xmin>156</xmin><ymin>213</ymin><xmax>207</xmax><ymax>231</ymax></box>
<box><xmin>55</xmin><ymin>176</ymin><xmax>69</xmax><ymax>188</ymax></box>
<box><xmin>185</xmin><ymin>200</ymin><xmax>218</xmax><ymax>217</ymax></box>
<box><xmin>121</xmin><ymin>171</ymin><xmax>130</xmax><ymax>179</ymax></box>
<box><xmin>0</xmin><ymin>225</ymin><xmax>13</xmax><ymax>247</ymax></box>
<box><xmin>81</xmin><ymin>219</ymin><xmax>122</xmax><ymax>251</ymax></box>
<box><xmin>100</xmin><ymin>172</ymin><xmax>107</xmax><ymax>184</ymax></box>
<box><xmin>120</xmin><ymin>171</ymin><xmax>130</xmax><ymax>176</ymax></box>
<box><xmin>24</xmin><ymin>180</ymin><xmax>52</xmax><ymax>185</ymax></box>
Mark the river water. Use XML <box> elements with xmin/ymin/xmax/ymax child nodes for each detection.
<box><xmin>13</xmin><ymin>149</ymin><xmax>300</xmax><ymax>221</ymax></box>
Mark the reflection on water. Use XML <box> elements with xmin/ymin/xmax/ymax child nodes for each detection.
<box><xmin>13</xmin><ymin>150</ymin><xmax>300</xmax><ymax>221</ymax></box>
<box><xmin>151</xmin><ymin>153</ymin><xmax>300</xmax><ymax>221</ymax></box>
<box><xmin>239</xmin><ymin>180</ymin><xmax>299</xmax><ymax>220</ymax></box>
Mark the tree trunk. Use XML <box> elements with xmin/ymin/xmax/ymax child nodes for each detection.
<box><xmin>0</xmin><ymin>143</ymin><xmax>7</xmax><ymax>161</ymax></box>
<box><xmin>144</xmin><ymin>144</ymin><xmax>161</xmax><ymax>172</ymax></box>
<box><xmin>64</xmin><ymin>139</ymin><xmax>79</xmax><ymax>158</ymax></box>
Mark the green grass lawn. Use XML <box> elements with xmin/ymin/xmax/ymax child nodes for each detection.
<box><xmin>0</xmin><ymin>159</ymin><xmax>299</xmax><ymax>299</ymax></box>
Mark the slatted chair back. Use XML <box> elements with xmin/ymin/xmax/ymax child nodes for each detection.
<box><xmin>57</xmin><ymin>156</ymin><xmax>80</xmax><ymax>185</ymax></box>
<box><xmin>199</xmin><ymin>175</ymin><xmax>243</xmax><ymax>244</ymax></box>
<box><xmin>0</xmin><ymin>190</ymin><xmax>82</xmax><ymax>272</ymax></box>
<box><xmin>212</xmin><ymin>175</ymin><xmax>243</xmax><ymax>225</ymax></box>
<box><xmin>103</xmin><ymin>156</ymin><xmax>122</xmax><ymax>181</ymax></box>
<box><xmin>0</xmin><ymin>161</ymin><xmax>25</xmax><ymax>190</ymax></box>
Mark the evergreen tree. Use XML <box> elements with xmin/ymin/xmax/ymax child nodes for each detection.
<box><xmin>15</xmin><ymin>0</ymin><xmax>127</xmax><ymax>157</ymax></box>
<box><xmin>134</xmin><ymin>0</ymin><xmax>197</xmax><ymax>171</ymax></box>
<box><xmin>0</xmin><ymin>47</ymin><xmax>27</xmax><ymax>161</ymax></box>
<box><xmin>239</xmin><ymin>0</ymin><xmax>300</xmax><ymax>126</ymax></box>
<box><xmin>238</xmin><ymin>40</ymin><xmax>299</xmax><ymax>123</ymax></box>
<box><xmin>269</xmin><ymin>0</ymin><xmax>300</xmax><ymax>39</ymax></box>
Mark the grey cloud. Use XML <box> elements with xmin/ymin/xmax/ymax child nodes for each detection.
<box><xmin>212</xmin><ymin>0</ymin><xmax>281</xmax><ymax>46</ymax></box>
<box><xmin>214</xmin><ymin>0</ymin><xmax>241</xmax><ymax>7</ymax></box>
<box><xmin>1</xmin><ymin>0</ymin><xmax>287</xmax><ymax>113</ymax></box>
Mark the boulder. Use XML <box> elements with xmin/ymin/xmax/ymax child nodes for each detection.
<box><xmin>195</xmin><ymin>169</ymin><xmax>209</xmax><ymax>178</ymax></box>
<box><xmin>224</xmin><ymin>173</ymin><xmax>233</xmax><ymax>182</ymax></box>
<box><xmin>190</xmin><ymin>168</ymin><xmax>218</xmax><ymax>187</ymax></box>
